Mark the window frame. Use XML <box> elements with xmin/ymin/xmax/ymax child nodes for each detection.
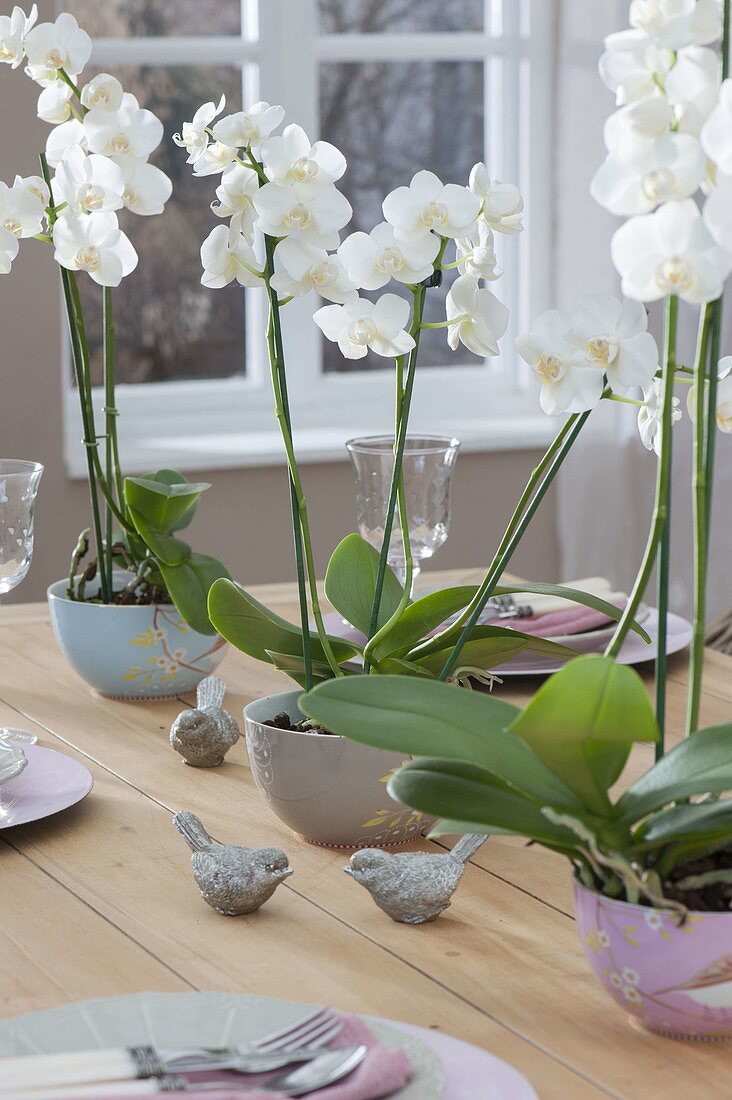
<box><xmin>63</xmin><ymin>0</ymin><xmax>557</xmax><ymax>477</ymax></box>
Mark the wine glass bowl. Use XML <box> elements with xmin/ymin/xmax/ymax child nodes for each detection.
<box><xmin>346</xmin><ymin>435</ymin><xmax>461</xmax><ymax>590</ymax></box>
<box><xmin>0</xmin><ymin>460</ymin><xmax>44</xmax><ymax>596</ymax></box>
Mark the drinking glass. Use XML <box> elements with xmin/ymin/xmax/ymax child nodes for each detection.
<box><xmin>346</xmin><ymin>435</ymin><xmax>460</xmax><ymax>590</ymax></box>
<box><xmin>0</xmin><ymin>460</ymin><xmax>44</xmax><ymax>596</ymax></box>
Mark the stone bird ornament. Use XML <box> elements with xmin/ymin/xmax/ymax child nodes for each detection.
<box><xmin>345</xmin><ymin>834</ymin><xmax>487</xmax><ymax>924</ymax></box>
<box><xmin>172</xmin><ymin>810</ymin><xmax>293</xmax><ymax>916</ymax></box>
<box><xmin>169</xmin><ymin>676</ymin><xmax>240</xmax><ymax>767</ymax></box>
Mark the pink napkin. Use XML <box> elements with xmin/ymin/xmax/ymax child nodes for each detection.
<box><xmin>90</xmin><ymin>1016</ymin><xmax>412</xmax><ymax>1100</ymax></box>
<box><xmin>480</xmin><ymin>601</ymin><xmax>625</xmax><ymax>638</ymax></box>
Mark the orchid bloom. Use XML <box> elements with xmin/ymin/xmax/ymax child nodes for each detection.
<box><xmin>23</xmin><ymin>11</ymin><xmax>91</xmax><ymax>81</ymax></box>
<box><xmin>701</xmin><ymin>78</ymin><xmax>732</xmax><ymax>174</ymax></box>
<box><xmin>80</xmin><ymin>73</ymin><xmax>124</xmax><ymax>113</ymax></box>
<box><xmin>0</xmin><ymin>178</ymin><xmax>44</xmax><ymax>238</ymax></box>
<box><xmin>566</xmin><ymin>295</ymin><xmax>659</xmax><ymax>394</ymax></box>
<box><xmin>0</xmin><ymin>224</ymin><xmax>19</xmax><ymax>273</ymax></box>
<box><xmin>253</xmin><ymin>180</ymin><xmax>352</xmax><ymax>249</ymax></box>
<box><xmin>84</xmin><ymin>92</ymin><xmax>164</xmax><ymax>162</ymax></box>
<box><xmin>115</xmin><ymin>159</ymin><xmax>172</xmax><ymax>217</ymax></box>
<box><xmin>638</xmin><ymin>378</ymin><xmax>682</xmax><ymax>454</ymax></box>
<box><xmin>212</xmin><ymin>102</ymin><xmax>285</xmax><ymax>156</ymax></box>
<box><xmin>666</xmin><ymin>46</ymin><xmax>721</xmax><ymax>136</ymax></box>
<box><xmin>516</xmin><ymin>310</ymin><xmax>604</xmax><ymax>415</ymax></box>
<box><xmin>468</xmin><ymin>163</ymin><xmax>524</xmax><ymax>234</ymax></box>
<box><xmin>0</xmin><ymin>4</ymin><xmax>37</xmax><ymax>68</ymax></box>
<box><xmin>628</xmin><ymin>0</ymin><xmax>722</xmax><ymax>49</ymax></box>
<box><xmin>599</xmin><ymin>39</ymin><xmax>675</xmax><ymax>105</ymax></box>
<box><xmin>13</xmin><ymin>173</ymin><xmax>49</xmax><ymax>206</ymax></box>
<box><xmin>192</xmin><ymin>141</ymin><xmax>238</xmax><ymax>177</ymax></box>
<box><xmin>172</xmin><ymin>95</ymin><xmax>225</xmax><ymax>164</ymax></box>
<box><xmin>200</xmin><ymin>224</ymin><xmax>262</xmax><ymax>289</ymax></box>
<box><xmin>314</xmin><ymin>293</ymin><xmax>416</xmax><ymax>359</ymax></box>
<box><xmin>45</xmin><ymin>118</ymin><xmax>87</xmax><ymax>167</ymax></box>
<box><xmin>36</xmin><ymin>78</ymin><xmax>73</xmax><ymax>124</ymax></box>
<box><xmin>611</xmin><ymin>198</ymin><xmax>732</xmax><ymax>303</ymax></box>
<box><xmin>383</xmin><ymin>170</ymin><xmax>480</xmax><ymax>242</ymax></box>
<box><xmin>211</xmin><ymin>164</ymin><xmax>259</xmax><ymax>239</ymax></box>
<box><xmin>446</xmin><ymin>274</ymin><xmax>509</xmax><ymax>358</ymax></box>
<box><xmin>455</xmin><ymin>221</ymin><xmax>502</xmax><ymax>280</ymax></box>
<box><xmin>271</xmin><ymin>238</ymin><xmax>356</xmax><ymax>303</ymax></box>
<box><xmin>338</xmin><ymin>222</ymin><xmax>439</xmax><ymax>290</ymax></box>
<box><xmin>53</xmin><ymin>145</ymin><xmax>125</xmax><ymax>216</ymax></box>
<box><xmin>53</xmin><ymin>210</ymin><xmax>138</xmax><ymax>287</ymax></box>
<box><xmin>261</xmin><ymin>123</ymin><xmax>346</xmax><ymax>187</ymax></box>
<box><xmin>591</xmin><ymin>132</ymin><xmax>706</xmax><ymax>215</ymax></box>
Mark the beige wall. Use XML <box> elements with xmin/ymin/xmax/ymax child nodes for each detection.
<box><xmin>1</xmin><ymin>15</ymin><xmax>558</xmax><ymax>604</ymax></box>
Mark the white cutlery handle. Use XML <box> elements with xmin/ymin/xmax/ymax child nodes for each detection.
<box><xmin>0</xmin><ymin>1048</ymin><xmax>141</xmax><ymax>1091</ymax></box>
<box><xmin>0</xmin><ymin>1076</ymin><xmax>165</xmax><ymax>1100</ymax></box>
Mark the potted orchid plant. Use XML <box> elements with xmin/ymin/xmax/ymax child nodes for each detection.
<box><xmin>299</xmin><ymin>0</ymin><xmax>732</xmax><ymax>1038</ymax></box>
<box><xmin>0</xmin><ymin>6</ymin><xmax>229</xmax><ymax>699</ymax></box>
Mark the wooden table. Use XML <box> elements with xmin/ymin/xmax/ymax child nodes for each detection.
<box><xmin>1</xmin><ymin>569</ymin><xmax>731</xmax><ymax>1098</ymax></box>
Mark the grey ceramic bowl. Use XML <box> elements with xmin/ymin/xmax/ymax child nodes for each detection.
<box><xmin>244</xmin><ymin>690</ymin><xmax>430</xmax><ymax>849</ymax></box>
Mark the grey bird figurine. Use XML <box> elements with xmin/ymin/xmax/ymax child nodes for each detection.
<box><xmin>172</xmin><ymin>810</ymin><xmax>293</xmax><ymax>916</ymax></box>
<box><xmin>344</xmin><ymin>834</ymin><xmax>487</xmax><ymax>924</ymax></box>
<box><xmin>169</xmin><ymin>676</ymin><xmax>240</xmax><ymax>767</ymax></box>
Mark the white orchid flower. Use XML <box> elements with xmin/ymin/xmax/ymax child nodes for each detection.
<box><xmin>53</xmin><ymin>210</ymin><xmax>137</xmax><ymax>287</ymax></box>
<box><xmin>701</xmin><ymin>79</ymin><xmax>732</xmax><ymax>174</ymax></box>
<box><xmin>53</xmin><ymin>145</ymin><xmax>125</xmax><ymax>216</ymax></box>
<box><xmin>611</xmin><ymin>197</ymin><xmax>732</xmax><ymax>303</ymax></box>
<box><xmin>271</xmin><ymin>238</ymin><xmax>356</xmax><ymax>303</ymax></box>
<box><xmin>446</xmin><ymin>274</ymin><xmax>509</xmax><ymax>359</ymax></box>
<box><xmin>211</xmin><ymin>163</ymin><xmax>259</xmax><ymax>239</ymax></box>
<box><xmin>703</xmin><ymin>172</ymin><xmax>732</xmax><ymax>250</ymax></box>
<box><xmin>599</xmin><ymin>39</ymin><xmax>674</xmax><ymax>105</ymax></box>
<box><xmin>338</xmin><ymin>222</ymin><xmax>439</xmax><ymax>290</ymax></box>
<box><xmin>383</xmin><ymin>170</ymin><xmax>480</xmax><ymax>243</ymax></box>
<box><xmin>604</xmin><ymin>98</ymin><xmax>674</xmax><ymax>152</ymax></box>
<box><xmin>211</xmin><ymin>102</ymin><xmax>285</xmax><ymax>155</ymax></box>
<box><xmin>84</xmin><ymin>92</ymin><xmax>163</xmax><ymax>162</ymax></box>
<box><xmin>566</xmin><ymin>295</ymin><xmax>659</xmax><ymax>395</ymax></box>
<box><xmin>517</xmin><ymin>310</ymin><xmax>604</xmax><ymax>415</ymax></box>
<box><xmin>0</xmin><ymin>178</ymin><xmax>44</xmax><ymax>238</ymax></box>
<box><xmin>456</xmin><ymin>221</ymin><xmax>502</xmax><ymax>280</ymax></box>
<box><xmin>591</xmin><ymin>133</ymin><xmax>707</xmax><ymax>215</ymax></box>
<box><xmin>114</xmin><ymin>159</ymin><xmax>172</xmax><ymax>216</ymax></box>
<box><xmin>254</xmin><ymin>180</ymin><xmax>352</xmax><ymax>249</ymax></box>
<box><xmin>37</xmin><ymin>78</ymin><xmax>74</xmax><ymax>124</ymax></box>
<box><xmin>13</xmin><ymin>173</ymin><xmax>49</xmax><ymax>207</ymax></box>
<box><xmin>192</xmin><ymin>141</ymin><xmax>237</xmax><ymax>177</ymax></box>
<box><xmin>261</xmin><ymin>124</ymin><xmax>345</xmax><ymax>187</ymax></box>
<box><xmin>314</xmin><ymin>293</ymin><xmax>416</xmax><ymax>360</ymax></box>
<box><xmin>172</xmin><ymin>95</ymin><xmax>225</xmax><ymax>164</ymax></box>
<box><xmin>628</xmin><ymin>0</ymin><xmax>722</xmax><ymax>49</ymax></box>
<box><xmin>667</xmin><ymin>46</ymin><xmax>721</xmax><ymax>136</ymax></box>
<box><xmin>200</xmin><ymin>224</ymin><xmax>262</xmax><ymax>289</ymax></box>
<box><xmin>45</xmin><ymin>118</ymin><xmax>86</xmax><ymax>167</ymax></box>
<box><xmin>468</xmin><ymin>163</ymin><xmax>524</xmax><ymax>234</ymax></box>
<box><xmin>80</xmin><ymin>73</ymin><xmax>124</xmax><ymax>113</ymax></box>
<box><xmin>0</xmin><ymin>224</ymin><xmax>19</xmax><ymax>273</ymax></box>
<box><xmin>638</xmin><ymin>378</ymin><xmax>682</xmax><ymax>454</ymax></box>
<box><xmin>0</xmin><ymin>4</ymin><xmax>37</xmax><ymax>68</ymax></box>
<box><xmin>24</xmin><ymin>11</ymin><xmax>91</xmax><ymax>81</ymax></box>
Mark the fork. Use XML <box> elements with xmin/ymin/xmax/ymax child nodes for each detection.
<box><xmin>487</xmin><ymin>595</ymin><xmax>533</xmax><ymax>619</ymax></box>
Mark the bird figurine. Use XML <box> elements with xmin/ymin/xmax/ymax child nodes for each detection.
<box><xmin>172</xmin><ymin>810</ymin><xmax>293</xmax><ymax>916</ymax></box>
<box><xmin>169</xmin><ymin>676</ymin><xmax>240</xmax><ymax>767</ymax></box>
<box><xmin>344</xmin><ymin>834</ymin><xmax>487</xmax><ymax>924</ymax></box>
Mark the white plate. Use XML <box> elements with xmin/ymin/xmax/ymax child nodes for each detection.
<box><xmin>0</xmin><ymin>992</ymin><xmax>444</xmax><ymax>1098</ymax></box>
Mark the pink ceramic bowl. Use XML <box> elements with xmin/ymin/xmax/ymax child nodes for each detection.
<box><xmin>574</xmin><ymin>878</ymin><xmax>732</xmax><ymax>1039</ymax></box>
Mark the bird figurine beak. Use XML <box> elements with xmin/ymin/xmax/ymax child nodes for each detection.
<box><xmin>278</xmin><ymin>867</ymin><xmax>295</xmax><ymax>879</ymax></box>
<box><xmin>343</xmin><ymin>866</ymin><xmax>354</xmax><ymax>877</ymax></box>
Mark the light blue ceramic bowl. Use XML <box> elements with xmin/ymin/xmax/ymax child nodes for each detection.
<box><xmin>47</xmin><ymin>574</ymin><xmax>227</xmax><ymax>700</ymax></box>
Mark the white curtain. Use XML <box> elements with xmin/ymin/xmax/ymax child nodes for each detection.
<box><xmin>553</xmin><ymin>0</ymin><xmax>732</xmax><ymax>622</ymax></box>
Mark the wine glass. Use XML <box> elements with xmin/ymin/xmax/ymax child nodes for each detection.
<box><xmin>0</xmin><ymin>460</ymin><xmax>44</xmax><ymax>596</ymax></box>
<box><xmin>346</xmin><ymin>435</ymin><xmax>461</xmax><ymax>591</ymax></box>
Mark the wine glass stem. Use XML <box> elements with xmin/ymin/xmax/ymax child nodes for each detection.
<box><xmin>391</xmin><ymin>559</ymin><xmax>420</xmax><ymax>595</ymax></box>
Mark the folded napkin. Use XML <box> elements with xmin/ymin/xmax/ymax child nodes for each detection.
<box><xmin>484</xmin><ymin>600</ymin><xmax>625</xmax><ymax>639</ymax></box>
<box><xmin>89</xmin><ymin>1016</ymin><xmax>412</xmax><ymax>1100</ymax></box>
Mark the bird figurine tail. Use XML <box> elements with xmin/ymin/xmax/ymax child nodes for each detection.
<box><xmin>173</xmin><ymin>810</ymin><xmax>215</xmax><ymax>852</ymax></box>
<box><xmin>449</xmin><ymin>834</ymin><xmax>487</xmax><ymax>864</ymax></box>
<box><xmin>196</xmin><ymin>675</ymin><xmax>227</xmax><ymax>712</ymax></box>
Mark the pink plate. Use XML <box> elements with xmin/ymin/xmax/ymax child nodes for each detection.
<box><xmin>0</xmin><ymin>743</ymin><xmax>93</xmax><ymax>829</ymax></box>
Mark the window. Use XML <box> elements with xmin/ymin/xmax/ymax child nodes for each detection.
<box><xmin>62</xmin><ymin>0</ymin><xmax>556</xmax><ymax>476</ymax></box>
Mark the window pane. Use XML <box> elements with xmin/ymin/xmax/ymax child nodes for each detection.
<box><xmin>318</xmin><ymin>0</ymin><xmax>484</xmax><ymax>34</ymax></box>
<box><xmin>58</xmin><ymin>1</ymin><xmax>241</xmax><ymax>38</ymax></box>
<box><xmin>320</xmin><ymin>60</ymin><xmax>484</xmax><ymax>372</ymax></box>
<box><xmin>74</xmin><ymin>65</ymin><xmax>246</xmax><ymax>386</ymax></box>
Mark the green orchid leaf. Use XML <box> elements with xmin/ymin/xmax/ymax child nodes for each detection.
<box><xmin>324</xmin><ymin>534</ymin><xmax>404</xmax><ymax>636</ymax></box>
<box><xmin>412</xmin><ymin>625</ymin><xmax>576</xmax><ymax>677</ymax></box>
<box><xmin>125</xmin><ymin>509</ymin><xmax>192</xmax><ymax>567</ymax></box>
<box><xmin>616</xmin><ymin>723</ymin><xmax>732</xmax><ymax>825</ymax></box>
<box><xmin>208</xmin><ymin>578</ymin><xmax>360</xmax><ymax>675</ymax></box>
<box><xmin>389</xmin><ymin>759</ymin><xmax>585</xmax><ymax>850</ymax></box>
<box><xmin>372</xmin><ymin>657</ymin><xmax>436</xmax><ymax>678</ymax></box>
<box><xmin>265</xmin><ymin>650</ymin><xmax>337</xmax><ymax>688</ymax></box>
<box><xmin>366</xmin><ymin>585</ymin><xmax>475</xmax><ymax>663</ymax></box>
<box><xmin>124</xmin><ymin>470</ymin><xmax>209</xmax><ymax>535</ymax></box>
<box><xmin>506</xmin><ymin>655</ymin><xmax>658</xmax><ymax>816</ymax></box>
<box><xmin>633</xmin><ymin>799</ymin><xmax>732</xmax><ymax>852</ymax></box>
<box><xmin>301</xmin><ymin>674</ymin><xmax>584</xmax><ymax>810</ymax></box>
<box><xmin>159</xmin><ymin>552</ymin><xmax>231</xmax><ymax>636</ymax></box>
